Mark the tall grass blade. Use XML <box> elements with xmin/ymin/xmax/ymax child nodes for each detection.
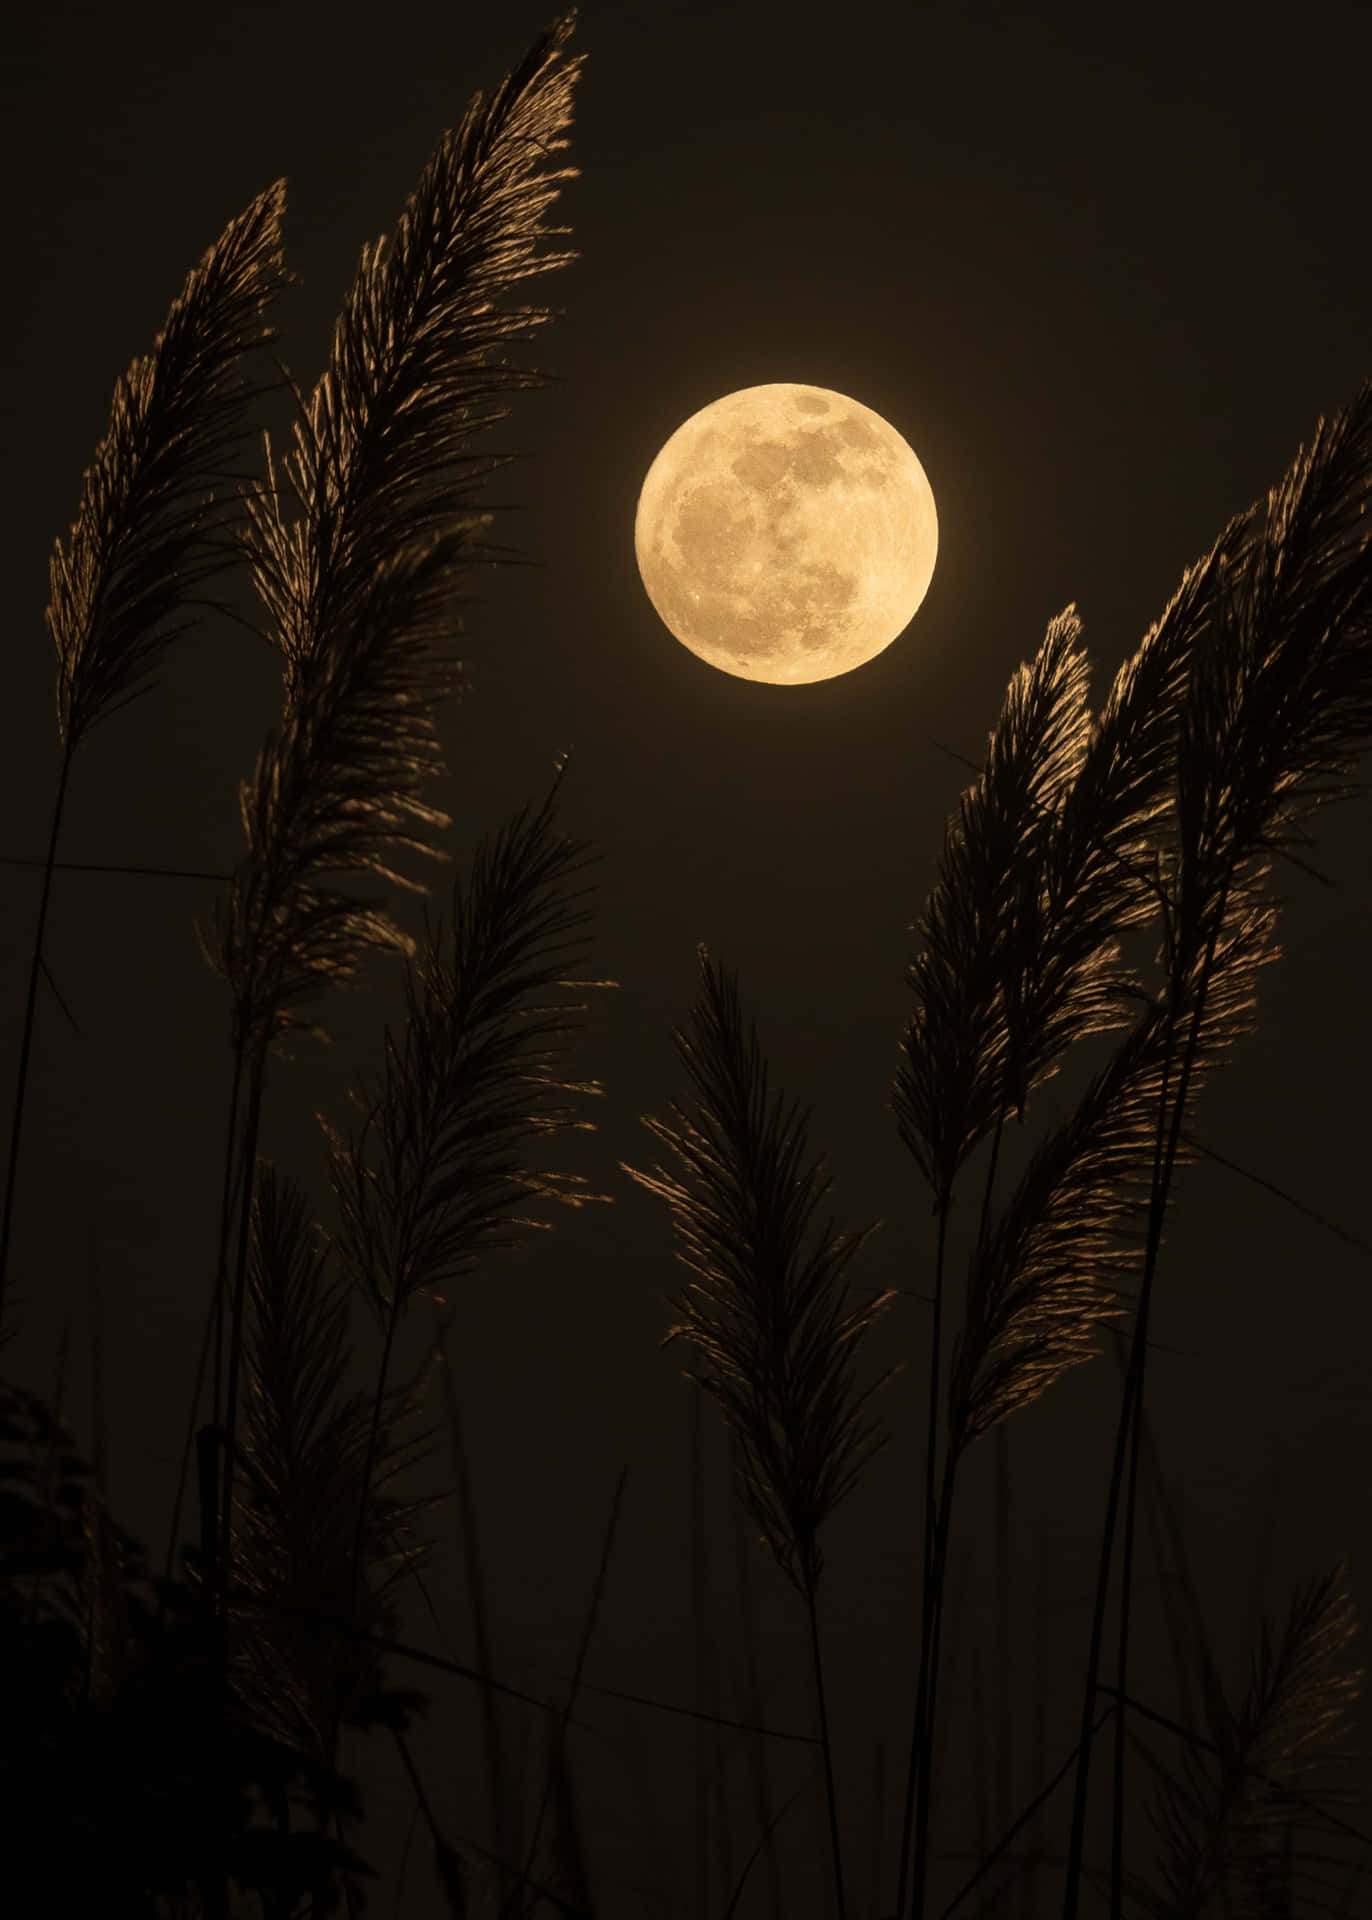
<box><xmin>237</xmin><ymin>11</ymin><xmax>582</xmax><ymax>702</ymax></box>
<box><xmin>50</xmin><ymin>178</ymin><xmax>292</xmax><ymax>756</ymax></box>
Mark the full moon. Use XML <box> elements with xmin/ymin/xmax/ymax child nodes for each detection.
<box><xmin>633</xmin><ymin>383</ymin><xmax>937</xmax><ymax>684</ymax></box>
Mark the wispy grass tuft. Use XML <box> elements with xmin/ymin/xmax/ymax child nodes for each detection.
<box><xmin>1062</xmin><ymin>374</ymin><xmax>1372</xmax><ymax>1920</ymax></box>
<box><xmin>175</xmin><ymin>16</ymin><xmax>586</xmax><ymax>1777</ymax></box>
<box><xmin>0</xmin><ymin>176</ymin><xmax>291</xmax><ymax>1338</ymax></box>
<box><xmin>624</xmin><ymin>945</ymin><xmax>900</xmax><ymax>1919</ymax></box>
<box><xmin>50</xmin><ymin>178</ymin><xmax>293</xmax><ymax>757</ymax></box>
<box><xmin>316</xmin><ymin>758</ymin><xmax>612</xmax><ymax>1907</ymax></box>
<box><xmin>320</xmin><ymin>758</ymin><xmax>611</xmax><ymax>1334</ymax></box>
<box><xmin>216</xmin><ymin>1163</ymin><xmax>443</xmax><ymax>1773</ymax></box>
<box><xmin>882</xmin><ymin>375</ymin><xmax>1372</xmax><ymax>1920</ymax></box>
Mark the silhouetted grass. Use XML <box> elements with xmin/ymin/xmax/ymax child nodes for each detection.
<box><xmin>2</xmin><ymin>8</ymin><xmax>1370</xmax><ymax>1917</ymax></box>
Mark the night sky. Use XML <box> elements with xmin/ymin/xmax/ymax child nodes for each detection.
<box><xmin>3</xmin><ymin>4</ymin><xmax>1370</xmax><ymax>1916</ymax></box>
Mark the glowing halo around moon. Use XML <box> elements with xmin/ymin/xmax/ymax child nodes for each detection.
<box><xmin>633</xmin><ymin>382</ymin><xmax>937</xmax><ymax>685</ymax></box>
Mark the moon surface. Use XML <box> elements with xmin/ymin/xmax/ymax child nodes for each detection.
<box><xmin>633</xmin><ymin>383</ymin><xmax>937</xmax><ymax>684</ymax></box>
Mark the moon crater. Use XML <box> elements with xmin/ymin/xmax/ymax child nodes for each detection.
<box><xmin>634</xmin><ymin>384</ymin><xmax>937</xmax><ymax>684</ymax></box>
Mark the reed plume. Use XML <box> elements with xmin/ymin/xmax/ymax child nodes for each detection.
<box><xmin>625</xmin><ymin>944</ymin><xmax>900</xmax><ymax>1919</ymax></box>
<box><xmin>320</xmin><ymin>760</ymin><xmax>609</xmax><ymax>1341</ymax></box>
<box><xmin>216</xmin><ymin>1164</ymin><xmax>443</xmax><ymax>1766</ymax></box>
<box><xmin>1122</xmin><ymin>1543</ymin><xmax>1365</xmax><ymax>1915</ymax></box>
<box><xmin>176</xmin><ymin>15</ymin><xmax>584</xmax><ymax>1745</ymax></box>
<box><xmin>315</xmin><ymin>759</ymin><xmax>609</xmax><ymax>1912</ymax></box>
<box><xmin>881</xmin><ymin>374</ymin><xmax>1372</xmax><ymax>1918</ymax></box>
<box><xmin>1062</xmin><ymin>375</ymin><xmax>1372</xmax><ymax>1920</ymax></box>
<box><xmin>0</xmin><ymin>177</ymin><xmax>290</xmax><ymax>1335</ymax></box>
<box><xmin>889</xmin><ymin>591</ymin><xmax>1224</xmax><ymax>1920</ymax></box>
<box><xmin>200</xmin><ymin>2</ymin><xmax>585</xmax><ymax>1056</ymax></box>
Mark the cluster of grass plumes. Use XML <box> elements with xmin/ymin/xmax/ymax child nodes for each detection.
<box><xmin>2</xmin><ymin>11</ymin><xmax>607</xmax><ymax>1917</ymax></box>
<box><xmin>630</xmin><ymin>386</ymin><xmax>1372</xmax><ymax>1918</ymax></box>
<box><xmin>3</xmin><ymin>3</ymin><xmax>1372</xmax><ymax>1913</ymax></box>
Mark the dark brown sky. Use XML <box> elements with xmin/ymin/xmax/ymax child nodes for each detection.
<box><xmin>2</xmin><ymin>3</ymin><xmax>1370</xmax><ymax>1915</ymax></box>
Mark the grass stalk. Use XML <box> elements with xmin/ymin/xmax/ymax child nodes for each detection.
<box><xmin>972</xmin><ymin>1643</ymin><xmax>989</xmax><ymax>1918</ymax></box>
<box><xmin>506</xmin><ymin>1466</ymin><xmax>626</xmax><ymax>1917</ymax></box>
<box><xmin>993</xmin><ymin>1418</ymin><xmax>1012</xmax><ymax>1920</ymax></box>
<box><xmin>902</xmin><ymin>1094</ymin><xmax>1012</xmax><ymax>1920</ymax></box>
<box><xmin>1056</xmin><ymin>978</ymin><xmax>1207</xmax><ymax>1920</ymax></box>
<box><xmin>429</xmin><ymin>1303</ymin><xmax>520</xmax><ymax>1910</ymax></box>
<box><xmin>894</xmin><ymin>1198</ymin><xmax>950</xmax><ymax>1918</ymax></box>
<box><xmin>159</xmin><ymin>1039</ymin><xmax>247</xmax><ymax>1619</ymax></box>
<box><xmin>214</xmin><ymin>1037</ymin><xmax>271</xmax><ymax>1628</ymax></box>
<box><xmin>691</xmin><ymin>1386</ymin><xmax>710</xmax><ymax>1920</ymax></box>
<box><xmin>804</xmin><ymin>1575</ymin><xmax>848</xmax><ymax>1919</ymax></box>
<box><xmin>910</xmin><ymin>1445</ymin><xmax>959</xmax><ymax>1920</ymax></box>
<box><xmin>870</xmin><ymin>1736</ymin><xmax>887</xmax><ymax>1920</ymax></box>
<box><xmin>0</xmin><ymin>740</ymin><xmax>75</xmax><ymax>1340</ymax></box>
<box><xmin>936</xmin><ymin>1706</ymin><xmax>1119</xmax><ymax>1920</ymax></box>
<box><xmin>729</xmin><ymin>1419</ymin><xmax>784</xmax><ymax>1920</ymax></box>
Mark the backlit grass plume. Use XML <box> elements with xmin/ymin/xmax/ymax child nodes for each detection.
<box><xmin>1061</xmin><ymin>376</ymin><xmax>1372</xmax><ymax>1920</ymax></box>
<box><xmin>320</xmin><ymin>759</ymin><xmax>609</xmax><ymax>1338</ymax></box>
<box><xmin>181</xmin><ymin>14</ymin><xmax>584</xmax><ymax>1741</ymax></box>
<box><xmin>1116</xmin><ymin>1559</ymin><xmax>1366</xmax><ymax>1919</ymax></box>
<box><xmin>202</xmin><ymin>7</ymin><xmax>584</xmax><ymax>1059</ymax></box>
<box><xmin>890</xmin><ymin>596</ymin><xmax>1214</xmax><ymax>1920</ymax></box>
<box><xmin>320</xmin><ymin>761</ymin><xmax>610</xmax><ymax>1614</ymax></box>
<box><xmin>318</xmin><ymin>758</ymin><xmax>610</xmax><ymax>1902</ymax></box>
<box><xmin>50</xmin><ymin>179</ymin><xmax>291</xmax><ymax>757</ymax></box>
<box><xmin>0</xmin><ymin>177</ymin><xmax>290</xmax><ymax>1338</ymax></box>
<box><xmin>239</xmin><ymin>10</ymin><xmax>582</xmax><ymax>702</ymax></box>
<box><xmin>625</xmin><ymin>945</ymin><xmax>899</xmax><ymax>1920</ymax></box>
<box><xmin>885</xmin><ymin>379</ymin><xmax>1372</xmax><ymax>1919</ymax></box>
<box><xmin>214</xmin><ymin>1163</ymin><xmax>444</xmax><ymax>1779</ymax></box>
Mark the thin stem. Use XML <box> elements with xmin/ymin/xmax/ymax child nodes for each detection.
<box><xmin>1060</xmin><ymin>891</ymin><xmax>1229</xmax><ymax>1920</ymax></box>
<box><xmin>804</xmin><ymin>1575</ymin><xmax>846</xmax><ymax>1920</ymax></box>
<box><xmin>191</xmin><ymin>1032</ymin><xmax>268</xmax><ymax>1920</ymax></box>
<box><xmin>216</xmin><ymin>1033</ymin><xmax>270</xmax><ymax>1616</ymax></box>
<box><xmin>993</xmin><ymin>1418</ymin><xmax>1012</xmax><ymax>1920</ymax></box>
<box><xmin>691</xmin><ymin>1388</ymin><xmax>709</xmax><ymax>1920</ymax></box>
<box><xmin>898</xmin><ymin>1098</ymin><xmax>1007</xmax><ymax>1920</ymax></box>
<box><xmin>1109</xmin><ymin>1358</ymin><xmax>1146</xmax><ymax>1920</ymax></box>
<box><xmin>731</xmin><ymin>1420</ymin><xmax>783</xmax><ymax>1920</ymax></box>
<box><xmin>0</xmin><ymin>854</ymin><xmax>232</xmax><ymax>881</ymax></box>
<box><xmin>935</xmin><ymin>1708</ymin><xmax>1117</xmax><ymax>1920</ymax></box>
<box><xmin>0</xmin><ymin>737</ymin><xmax>75</xmax><ymax>1337</ymax></box>
<box><xmin>346</xmin><ymin>1298</ymin><xmax>400</xmax><ymax>1627</ymax></box>
<box><xmin>911</xmin><ymin>1443</ymin><xmax>959</xmax><ymax>1920</ymax></box>
<box><xmin>895</xmin><ymin>1198</ymin><xmax>951</xmax><ymax>1918</ymax></box>
<box><xmin>159</xmin><ymin>1043</ymin><xmax>248</xmax><ymax>1617</ymax></box>
<box><xmin>433</xmin><ymin>1306</ymin><xmax>518</xmax><ymax>1911</ymax></box>
<box><xmin>326</xmin><ymin>1229</ymin><xmax>408</xmax><ymax>1920</ymax></box>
